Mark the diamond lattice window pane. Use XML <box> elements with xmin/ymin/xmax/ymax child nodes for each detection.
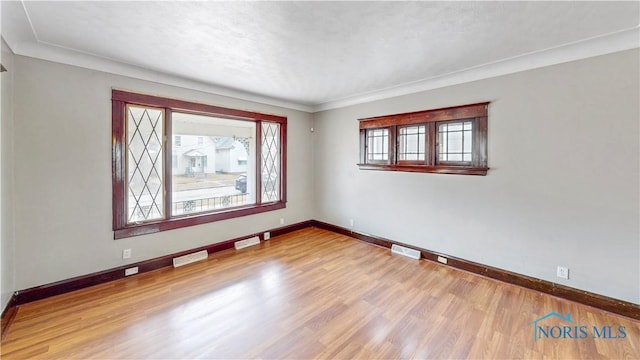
<box><xmin>126</xmin><ymin>105</ymin><xmax>164</xmax><ymax>223</ymax></box>
<box><xmin>261</xmin><ymin>122</ymin><xmax>280</xmax><ymax>203</ymax></box>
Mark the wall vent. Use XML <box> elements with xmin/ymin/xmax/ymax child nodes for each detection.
<box><xmin>235</xmin><ymin>236</ymin><xmax>260</xmax><ymax>250</ymax></box>
<box><xmin>391</xmin><ymin>244</ymin><xmax>420</xmax><ymax>260</ymax></box>
<box><xmin>173</xmin><ymin>250</ymin><xmax>208</xmax><ymax>268</ymax></box>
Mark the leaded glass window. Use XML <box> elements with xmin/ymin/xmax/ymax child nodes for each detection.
<box><xmin>261</xmin><ymin>122</ymin><xmax>280</xmax><ymax>203</ymax></box>
<box><xmin>126</xmin><ymin>105</ymin><xmax>164</xmax><ymax>223</ymax></box>
<box><xmin>112</xmin><ymin>90</ymin><xmax>287</xmax><ymax>239</ymax></box>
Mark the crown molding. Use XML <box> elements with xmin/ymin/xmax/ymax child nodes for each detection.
<box><xmin>4</xmin><ymin>0</ymin><xmax>638</xmax><ymax>114</ymax></box>
<box><xmin>312</xmin><ymin>26</ymin><xmax>640</xmax><ymax>112</ymax></box>
<box><xmin>2</xmin><ymin>0</ymin><xmax>314</xmax><ymax>112</ymax></box>
<box><xmin>10</xmin><ymin>41</ymin><xmax>314</xmax><ymax>113</ymax></box>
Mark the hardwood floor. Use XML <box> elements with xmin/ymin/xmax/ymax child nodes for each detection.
<box><xmin>2</xmin><ymin>227</ymin><xmax>639</xmax><ymax>359</ymax></box>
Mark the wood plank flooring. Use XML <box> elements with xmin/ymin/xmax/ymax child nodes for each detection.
<box><xmin>2</xmin><ymin>227</ymin><xmax>639</xmax><ymax>359</ymax></box>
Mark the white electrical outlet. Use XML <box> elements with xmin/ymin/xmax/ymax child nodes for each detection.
<box><xmin>557</xmin><ymin>266</ymin><xmax>569</xmax><ymax>280</ymax></box>
<box><xmin>125</xmin><ymin>267</ymin><xmax>138</xmax><ymax>276</ymax></box>
<box><xmin>264</xmin><ymin>232</ymin><xmax>271</xmax><ymax>240</ymax></box>
<box><xmin>280</xmin><ymin>218</ymin><xmax>285</xmax><ymax>225</ymax></box>
<box><xmin>437</xmin><ymin>256</ymin><xmax>448</xmax><ymax>264</ymax></box>
<box><xmin>122</xmin><ymin>248</ymin><xmax>131</xmax><ymax>259</ymax></box>
<box><xmin>349</xmin><ymin>219</ymin><xmax>354</xmax><ymax>227</ymax></box>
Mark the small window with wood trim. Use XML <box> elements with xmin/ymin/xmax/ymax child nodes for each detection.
<box><xmin>358</xmin><ymin>103</ymin><xmax>488</xmax><ymax>175</ymax></box>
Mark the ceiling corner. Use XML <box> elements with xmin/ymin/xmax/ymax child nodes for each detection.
<box><xmin>312</xmin><ymin>26</ymin><xmax>640</xmax><ymax>113</ymax></box>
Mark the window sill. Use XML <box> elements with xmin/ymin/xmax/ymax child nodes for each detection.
<box><xmin>114</xmin><ymin>201</ymin><xmax>286</xmax><ymax>239</ymax></box>
<box><xmin>357</xmin><ymin>164</ymin><xmax>488</xmax><ymax>176</ymax></box>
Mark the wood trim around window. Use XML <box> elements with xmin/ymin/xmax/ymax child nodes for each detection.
<box><xmin>358</xmin><ymin>102</ymin><xmax>489</xmax><ymax>176</ymax></box>
<box><xmin>112</xmin><ymin>90</ymin><xmax>287</xmax><ymax>124</ymax></box>
<box><xmin>112</xmin><ymin>89</ymin><xmax>287</xmax><ymax>239</ymax></box>
<box><xmin>358</xmin><ymin>102</ymin><xmax>488</xmax><ymax>129</ymax></box>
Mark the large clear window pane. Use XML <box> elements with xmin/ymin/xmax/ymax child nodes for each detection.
<box><xmin>438</xmin><ymin>121</ymin><xmax>473</xmax><ymax>163</ymax></box>
<box><xmin>262</xmin><ymin>122</ymin><xmax>281</xmax><ymax>203</ymax></box>
<box><xmin>366</xmin><ymin>128</ymin><xmax>389</xmax><ymax>161</ymax></box>
<box><xmin>126</xmin><ymin>105</ymin><xmax>164</xmax><ymax>223</ymax></box>
<box><xmin>398</xmin><ymin>125</ymin><xmax>425</xmax><ymax>161</ymax></box>
<box><xmin>171</xmin><ymin>113</ymin><xmax>256</xmax><ymax>216</ymax></box>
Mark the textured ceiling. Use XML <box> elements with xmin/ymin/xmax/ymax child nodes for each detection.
<box><xmin>2</xmin><ymin>1</ymin><xmax>639</xmax><ymax>111</ymax></box>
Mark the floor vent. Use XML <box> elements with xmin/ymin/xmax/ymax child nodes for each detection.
<box><xmin>173</xmin><ymin>250</ymin><xmax>208</xmax><ymax>268</ymax></box>
<box><xmin>391</xmin><ymin>244</ymin><xmax>420</xmax><ymax>260</ymax></box>
<box><xmin>235</xmin><ymin>236</ymin><xmax>260</xmax><ymax>250</ymax></box>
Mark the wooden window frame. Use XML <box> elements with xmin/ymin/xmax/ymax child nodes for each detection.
<box><xmin>112</xmin><ymin>90</ymin><xmax>287</xmax><ymax>239</ymax></box>
<box><xmin>358</xmin><ymin>102</ymin><xmax>489</xmax><ymax>176</ymax></box>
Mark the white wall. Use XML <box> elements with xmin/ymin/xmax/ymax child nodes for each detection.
<box><xmin>1</xmin><ymin>38</ymin><xmax>16</xmax><ymax>309</ymax></box>
<box><xmin>12</xmin><ymin>56</ymin><xmax>314</xmax><ymax>290</ymax></box>
<box><xmin>313</xmin><ymin>49</ymin><xmax>640</xmax><ymax>304</ymax></box>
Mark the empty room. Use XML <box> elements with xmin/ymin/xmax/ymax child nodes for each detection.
<box><xmin>1</xmin><ymin>1</ymin><xmax>639</xmax><ymax>359</ymax></box>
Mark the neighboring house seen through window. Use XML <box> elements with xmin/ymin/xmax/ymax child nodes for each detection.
<box><xmin>112</xmin><ymin>90</ymin><xmax>287</xmax><ymax>239</ymax></box>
